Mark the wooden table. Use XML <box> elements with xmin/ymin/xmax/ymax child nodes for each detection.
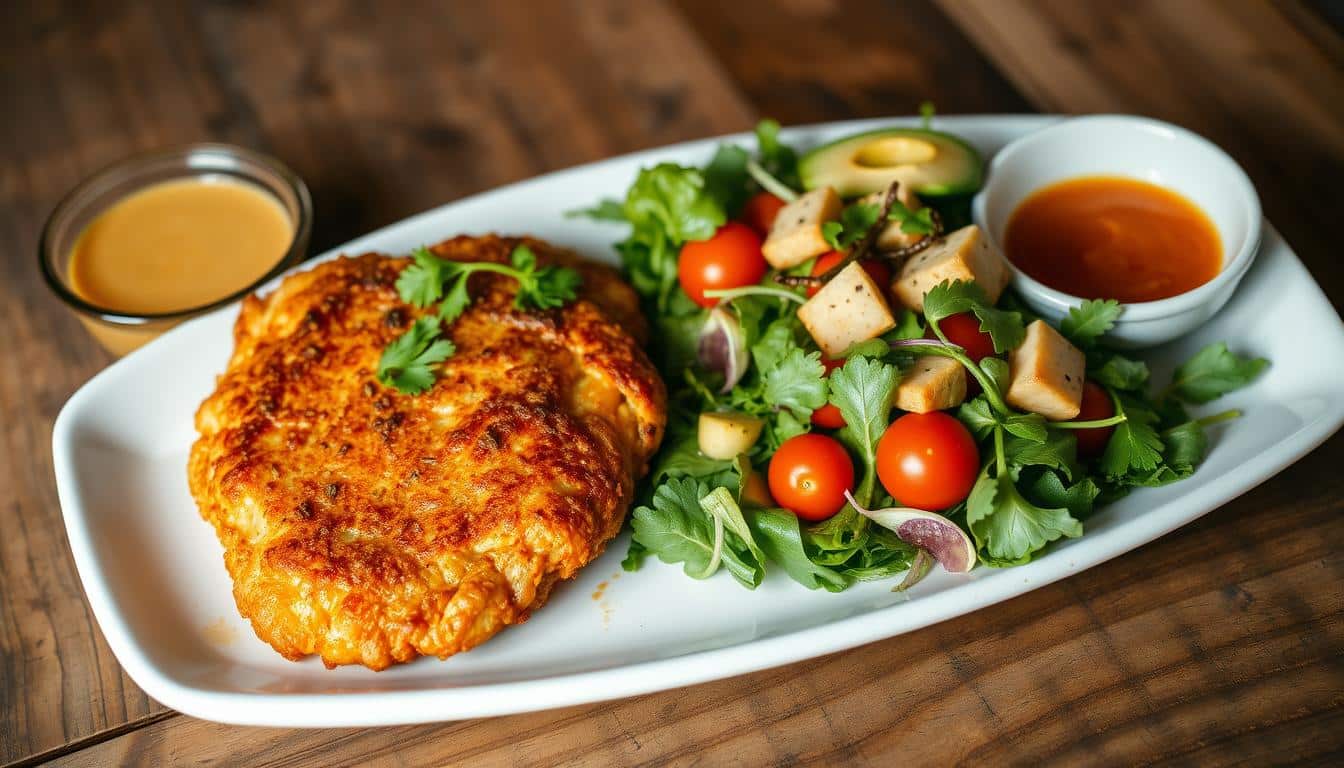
<box><xmin>3</xmin><ymin>1</ymin><xmax>1341</xmax><ymax>765</ymax></box>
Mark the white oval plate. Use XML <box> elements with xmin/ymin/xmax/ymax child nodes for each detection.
<box><xmin>53</xmin><ymin>116</ymin><xmax>1344</xmax><ymax>727</ymax></box>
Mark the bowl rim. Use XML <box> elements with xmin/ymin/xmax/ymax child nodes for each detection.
<box><xmin>38</xmin><ymin>142</ymin><xmax>313</xmax><ymax>326</ymax></box>
<box><xmin>972</xmin><ymin>114</ymin><xmax>1262</xmax><ymax>321</ymax></box>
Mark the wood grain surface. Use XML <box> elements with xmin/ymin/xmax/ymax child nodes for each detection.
<box><xmin>2</xmin><ymin>1</ymin><xmax>1341</xmax><ymax>766</ymax></box>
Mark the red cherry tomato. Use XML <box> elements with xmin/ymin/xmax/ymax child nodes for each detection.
<box><xmin>806</xmin><ymin>252</ymin><xmax>892</xmax><ymax>298</ymax></box>
<box><xmin>1073</xmin><ymin>381</ymin><xmax>1117</xmax><ymax>458</ymax></box>
<box><xmin>678</xmin><ymin>222</ymin><xmax>768</xmax><ymax>308</ymax></box>
<box><xmin>812</xmin><ymin>358</ymin><xmax>846</xmax><ymax>429</ymax></box>
<box><xmin>742</xmin><ymin>192</ymin><xmax>787</xmax><ymax>236</ymax></box>
<box><xmin>876</xmin><ymin>412</ymin><xmax>979</xmax><ymax>511</ymax></box>
<box><xmin>930</xmin><ymin>312</ymin><xmax>996</xmax><ymax>362</ymax></box>
<box><xmin>768</xmin><ymin>433</ymin><xmax>855</xmax><ymax>521</ymax></box>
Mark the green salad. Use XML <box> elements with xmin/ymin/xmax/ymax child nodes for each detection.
<box><xmin>573</xmin><ymin>118</ymin><xmax>1268</xmax><ymax>592</ymax></box>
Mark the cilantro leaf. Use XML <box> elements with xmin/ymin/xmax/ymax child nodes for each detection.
<box><xmin>1002</xmin><ymin>413</ymin><xmax>1048</xmax><ymax>442</ymax></box>
<box><xmin>651</xmin><ymin>431</ymin><xmax>733</xmax><ymax>485</ymax></box>
<box><xmin>619</xmin><ymin>163</ymin><xmax>728</xmax><ymax>311</ymax></box>
<box><xmin>1089</xmin><ymin>352</ymin><xmax>1150</xmax><ymax>392</ymax></box>
<box><xmin>437</xmin><ymin>274</ymin><xmax>472</xmax><ymax>324</ymax></box>
<box><xmin>1021</xmin><ymin>469</ymin><xmax>1099</xmax><ymax>519</ymax></box>
<box><xmin>396</xmin><ymin>247</ymin><xmax>450</xmax><ymax>307</ymax></box>
<box><xmin>922</xmin><ymin>280</ymin><xmax>1025</xmax><ymax>353</ymax></box>
<box><xmin>966</xmin><ymin>466</ymin><xmax>1083</xmax><ymax>567</ymax></box>
<box><xmin>376</xmin><ymin>316</ymin><xmax>456</xmax><ymax>395</ymax></box>
<box><xmin>703</xmin><ymin>144</ymin><xmax>752</xmax><ymax>216</ymax></box>
<box><xmin>889</xmin><ymin>200</ymin><xmax>936</xmax><ymax>235</ymax></box>
<box><xmin>755</xmin><ymin>119</ymin><xmax>801</xmax><ymax>190</ymax></box>
<box><xmin>1098</xmin><ymin>395</ymin><xmax>1164</xmax><ymax>477</ymax></box>
<box><xmin>1167</xmin><ymin>342</ymin><xmax>1269</xmax><ymax>404</ymax></box>
<box><xmin>980</xmin><ymin>357</ymin><xmax>1011</xmax><ymax>395</ymax></box>
<box><xmin>762</xmin><ymin>348</ymin><xmax>828</xmax><ymax>418</ymax></box>
<box><xmin>957</xmin><ymin>397</ymin><xmax>998</xmax><ymax>441</ymax></box>
<box><xmin>1004</xmin><ymin>431</ymin><xmax>1078</xmax><ymax>481</ymax></box>
<box><xmin>1059</xmin><ymin>299</ymin><xmax>1121</xmax><ymax>348</ymax></box>
<box><xmin>829</xmin><ymin>356</ymin><xmax>900</xmax><ymax>505</ymax></box>
<box><xmin>822</xmin><ymin>202</ymin><xmax>882</xmax><ymax>252</ymax></box>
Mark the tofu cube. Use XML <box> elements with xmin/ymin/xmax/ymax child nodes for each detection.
<box><xmin>762</xmin><ymin>186</ymin><xmax>842</xmax><ymax>269</ymax></box>
<box><xmin>859</xmin><ymin>187</ymin><xmax>926</xmax><ymax>252</ymax></box>
<box><xmin>896</xmin><ymin>356</ymin><xmax>967</xmax><ymax>414</ymax></box>
<box><xmin>1006</xmin><ymin>320</ymin><xmax>1086</xmax><ymax>420</ymax></box>
<box><xmin>798</xmin><ymin>262</ymin><xmax>897</xmax><ymax>358</ymax></box>
<box><xmin>891</xmin><ymin>224</ymin><xmax>1011</xmax><ymax>311</ymax></box>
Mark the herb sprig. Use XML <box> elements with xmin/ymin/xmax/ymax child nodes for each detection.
<box><xmin>377</xmin><ymin>244</ymin><xmax>581</xmax><ymax>394</ymax></box>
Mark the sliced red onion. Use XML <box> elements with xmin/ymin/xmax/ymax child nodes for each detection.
<box><xmin>697</xmin><ymin>307</ymin><xmax>749</xmax><ymax>393</ymax></box>
<box><xmin>846</xmin><ymin>490</ymin><xmax>976</xmax><ymax>574</ymax></box>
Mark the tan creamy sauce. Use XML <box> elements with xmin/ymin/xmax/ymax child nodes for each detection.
<box><xmin>69</xmin><ymin>177</ymin><xmax>293</xmax><ymax>314</ymax></box>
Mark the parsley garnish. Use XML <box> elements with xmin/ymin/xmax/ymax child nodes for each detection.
<box><xmin>377</xmin><ymin>244</ymin><xmax>581</xmax><ymax>394</ymax></box>
<box><xmin>376</xmin><ymin>316</ymin><xmax>456</xmax><ymax>395</ymax></box>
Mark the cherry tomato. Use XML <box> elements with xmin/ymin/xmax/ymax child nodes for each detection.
<box><xmin>806</xmin><ymin>252</ymin><xmax>893</xmax><ymax>298</ymax></box>
<box><xmin>678</xmin><ymin>222</ymin><xmax>768</xmax><ymax>308</ymax></box>
<box><xmin>929</xmin><ymin>312</ymin><xmax>996</xmax><ymax>362</ymax></box>
<box><xmin>742</xmin><ymin>192</ymin><xmax>787</xmax><ymax>236</ymax></box>
<box><xmin>1073</xmin><ymin>381</ymin><xmax>1116</xmax><ymax>458</ymax></box>
<box><xmin>768</xmin><ymin>433</ymin><xmax>855</xmax><ymax>521</ymax></box>
<box><xmin>812</xmin><ymin>358</ymin><xmax>847</xmax><ymax>429</ymax></box>
<box><xmin>876</xmin><ymin>412</ymin><xmax>979</xmax><ymax>511</ymax></box>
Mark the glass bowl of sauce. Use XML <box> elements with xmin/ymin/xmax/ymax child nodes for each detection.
<box><xmin>40</xmin><ymin>144</ymin><xmax>311</xmax><ymax>356</ymax></box>
<box><xmin>973</xmin><ymin>115</ymin><xmax>1261</xmax><ymax>348</ymax></box>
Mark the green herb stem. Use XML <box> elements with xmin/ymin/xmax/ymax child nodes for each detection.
<box><xmin>897</xmin><ymin>342</ymin><xmax>1012</xmax><ymax>416</ymax></box>
<box><xmin>746</xmin><ymin>159</ymin><xmax>799</xmax><ymax>202</ymax></box>
<box><xmin>1164</xmin><ymin>409</ymin><xmax>1243</xmax><ymax>434</ymax></box>
<box><xmin>1052</xmin><ymin>414</ymin><xmax>1128</xmax><ymax>430</ymax></box>
<box><xmin>703</xmin><ymin>285</ymin><xmax>807</xmax><ymax>305</ymax></box>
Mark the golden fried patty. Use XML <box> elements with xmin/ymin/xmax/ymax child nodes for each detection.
<box><xmin>188</xmin><ymin>235</ymin><xmax>666</xmax><ymax>669</ymax></box>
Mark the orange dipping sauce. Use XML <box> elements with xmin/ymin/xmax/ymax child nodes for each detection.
<box><xmin>1004</xmin><ymin>176</ymin><xmax>1221</xmax><ymax>303</ymax></box>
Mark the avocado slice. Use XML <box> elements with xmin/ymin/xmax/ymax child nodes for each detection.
<box><xmin>799</xmin><ymin>127</ymin><xmax>984</xmax><ymax>198</ymax></box>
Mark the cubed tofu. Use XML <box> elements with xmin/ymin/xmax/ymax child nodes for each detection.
<box><xmin>891</xmin><ymin>224</ymin><xmax>1011</xmax><ymax>311</ymax></box>
<box><xmin>762</xmin><ymin>186</ymin><xmax>842</xmax><ymax>269</ymax></box>
<box><xmin>859</xmin><ymin>187</ymin><xmax>926</xmax><ymax>252</ymax></box>
<box><xmin>1006</xmin><ymin>320</ymin><xmax>1086</xmax><ymax>420</ymax></box>
<box><xmin>797</xmin><ymin>262</ymin><xmax>897</xmax><ymax>358</ymax></box>
<box><xmin>698</xmin><ymin>412</ymin><xmax>764</xmax><ymax>460</ymax></box>
<box><xmin>896</xmin><ymin>356</ymin><xmax>967</xmax><ymax>414</ymax></box>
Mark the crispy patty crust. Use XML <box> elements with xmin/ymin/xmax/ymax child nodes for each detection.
<box><xmin>189</xmin><ymin>235</ymin><xmax>665</xmax><ymax>669</ymax></box>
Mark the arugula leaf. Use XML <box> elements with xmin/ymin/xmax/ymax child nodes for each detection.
<box><xmin>763</xmin><ymin>348</ymin><xmax>828</xmax><ymax>418</ymax></box>
<box><xmin>630</xmin><ymin>479</ymin><xmax>721</xmax><ymax>580</ymax></box>
<box><xmin>747</xmin><ymin>508</ymin><xmax>849</xmax><ymax>592</ymax></box>
<box><xmin>828</xmin><ymin>356</ymin><xmax>900</xmax><ymax>505</ymax></box>
<box><xmin>966</xmin><ymin>466</ymin><xmax>1083</xmax><ymax>567</ymax></box>
<box><xmin>651</xmin><ymin>431</ymin><xmax>733</xmax><ymax>485</ymax></box>
<box><xmin>922</xmin><ymin>280</ymin><xmax>1025</xmax><ymax>353</ymax></box>
<box><xmin>1098</xmin><ymin>395</ymin><xmax>1164</xmax><ymax>477</ymax></box>
<box><xmin>1059</xmin><ymin>299</ymin><xmax>1121</xmax><ymax>348</ymax></box>
<box><xmin>1166</xmin><ymin>342</ymin><xmax>1269</xmax><ymax>404</ymax></box>
<box><xmin>377</xmin><ymin>316</ymin><xmax>456</xmax><ymax>395</ymax></box>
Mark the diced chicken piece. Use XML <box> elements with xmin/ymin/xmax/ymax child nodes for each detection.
<box><xmin>891</xmin><ymin>224</ymin><xmax>1011</xmax><ymax>311</ymax></box>
<box><xmin>698</xmin><ymin>412</ymin><xmax>764</xmax><ymax>460</ymax></box>
<box><xmin>1006</xmin><ymin>320</ymin><xmax>1086</xmax><ymax>420</ymax></box>
<box><xmin>798</xmin><ymin>262</ymin><xmax>897</xmax><ymax>358</ymax></box>
<box><xmin>762</xmin><ymin>186</ymin><xmax>842</xmax><ymax>269</ymax></box>
<box><xmin>896</xmin><ymin>356</ymin><xmax>967</xmax><ymax>414</ymax></box>
<box><xmin>859</xmin><ymin>187</ymin><xmax>926</xmax><ymax>252</ymax></box>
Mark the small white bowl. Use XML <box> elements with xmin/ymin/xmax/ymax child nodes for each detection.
<box><xmin>972</xmin><ymin>115</ymin><xmax>1261</xmax><ymax>348</ymax></box>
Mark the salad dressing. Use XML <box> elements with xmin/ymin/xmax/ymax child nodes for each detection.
<box><xmin>69</xmin><ymin>177</ymin><xmax>293</xmax><ymax>315</ymax></box>
<box><xmin>1003</xmin><ymin>176</ymin><xmax>1221</xmax><ymax>303</ymax></box>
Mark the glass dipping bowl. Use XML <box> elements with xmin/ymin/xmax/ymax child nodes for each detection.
<box><xmin>40</xmin><ymin>144</ymin><xmax>312</xmax><ymax>357</ymax></box>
